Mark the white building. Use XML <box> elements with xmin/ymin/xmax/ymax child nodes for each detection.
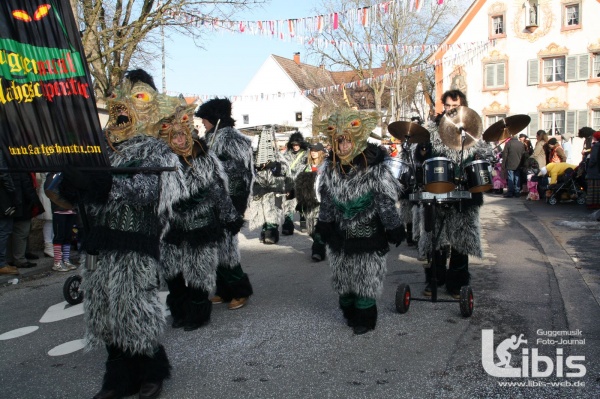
<box><xmin>430</xmin><ymin>0</ymin><xmax>600</xmax><ymax>159</ymax></box>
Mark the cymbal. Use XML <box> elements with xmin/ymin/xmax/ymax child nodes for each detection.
<box><xmin>438</xmin><ymin>106</ymin><xmax>483</xmax><ymax>150</ymax></box>
<box><xmin>482</xmin><ymin>114</ymin><xmax>531</xmax><ymax>142</ymax></box>
<box><xmin>387</xmin><ymin>121</ymin><xmax>430</xmax><ymax>144</ymax></box>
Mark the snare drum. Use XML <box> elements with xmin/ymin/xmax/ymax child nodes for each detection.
<box><xmin>423</xmin><ymin>157</ymin><xmax>455</xmax><ymax>194</ymax></box>
<box><xmin>463</xmin><ymin>160</ymin><xmax>492</xmax><ymax>193</ymax></box>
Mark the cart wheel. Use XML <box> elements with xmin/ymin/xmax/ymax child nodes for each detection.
<box><xmin>395</xmin><ymin>283</ymin><xmax>411</xmax><ymax>314</ymax></box>
<box><xmin>576</xmin><ymin>194</ymin><xmax>586</xmax><ymax>205</ymax></box>
<box><xmin>63</xmin><ymin>275</ymin><xmax>83</xmax><ymax>305</ymax></box>
<box><xmin>548</xmin><ymin>196</ymin><xmax>558</xmax><ymax>205</ymax></box>
<box><xmin>459</xmin><ymin>285</ymin><xmax>473</xmax><ymax>317</ymax></box>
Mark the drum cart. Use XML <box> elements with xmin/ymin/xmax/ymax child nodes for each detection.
<box><xmin>396</xmin><ymin>196</ymin><xmax>474</xmax><ymax>318</ymax></box>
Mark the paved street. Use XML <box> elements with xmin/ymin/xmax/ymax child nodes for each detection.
<box><xmin>0</xmin><ymin>194</ymin><xmax>599</xmax><ymax>398</ymax></box>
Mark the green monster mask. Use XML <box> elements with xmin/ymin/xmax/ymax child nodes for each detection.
<box><xmin>105</xmin><ymin>80</ymin><xmax>182</xmax><ymax>144</ymax></box>
<box><xmin>316</xmin><ymin>109</ymin><xmax>379</xmax><ymax>165</ymax></box>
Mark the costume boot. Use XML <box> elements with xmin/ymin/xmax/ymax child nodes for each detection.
<box><xmin>353</xmin><ymin>303</ymin><xmax>377</xmax><ymax>335</ymax></box>
<box><xmin>137</xmin><ymin>345</ymin><xmax>171</xmax><ymax>399</ymax></box>
<box><xmin>446</xmin><ymin>248</ymin><xmax>470</xmax><ymax>298</ymax></box>
<box><xmin>228</xmin><ymin>267</ymin><xmax>253</xmax><ymax>310</ymax></box>
<box><xmin>259</xmin><ymin>223</ymin><xmax>266</xmax><ymax>242</ymax></box>
<box><xmin>214</xmin><ymin>265</ymin><xmax>234</xmax><ymax>303</ymax></box>
<box><xmin>281</xmin><ymin>215</ymin><xmax>294</xmax><ymax>236</ymax></box>
<box><xmin>423</xmin><ymin>248</ymin><xmax>447</xmax><ymax>296</ymax></box>
<box><xmin>263</xmin><ymin>224</ymin><xmax>279</xmax><ymax>244</ymax></box>
<box><xmin>184</xmin><ymin>287</ymin><xmax>212</xmax><ymax>331</ymax></box>
<box><xmin>93</xmin><ymin>345</ymin><xmax>140</xmax><ymax>399</ymax></box>
<box><xmin>339</xmin><ymin>294</ymin><xmax>356</xmax><ymax>327</ymax></box>
<box><xmin>165</xmin><ymin>274</ymin><xmax>187</xmax><ymax>329</ymax></box>
<box><xmin>311</xmin><ymin>239</ymin><xmax>326</xmax><ymax>262</ymax></box>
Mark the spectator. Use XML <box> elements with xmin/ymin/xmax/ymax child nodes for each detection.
<box><xmin>547</xmin><ymin>137</ymin><xmax>566</xmax><ymax>163</ymax></box>
<box><xmin>579</xmin><ymin>127</ymin><xmax>595</xmax><ymax>163</ymax></box>
<box><xmin>585</xmin><ymin>131</ymin><xmax>600</xmax><ymax>209</ymax></box>
<box><xmin>532</xmin><ymin>130</ymin><xmax>549</xmax><ymax>199</ymax></box>
<box><xmin>36</xmin><ymin>173</ymin><xmax>54</xmax><ymax>257</ymax></box>
<box><xmin>519</xmin><ymin>133</ymin><xmax>533</xmax><ymax>156</ymax></box>
<box><xmin>7</xmin><ymin>173</ymin><xmax>40</xmax><ymax>269</ymax></box>
<box><xmin>0</xmin><ymin>153</ymin><xmax>17</xmax><ymax>276</ymax></box>
<box><xmin>44</xmin><ymin>173</ymin><xmax>77</xmax><ymax>272</ymax></box>
<box><xmin>538</xmin><ymin>162</ymin><xmax>578</xmax><ymax>185</ymax></box>
<box><xmin>501</xmin><ymin>135</ymin><xmax>526</xmax><ymax>198</ymax></box>
<box><xmin>561</xmin><ymin>133</ymin><xmax>573</xmax><ymax>164</ymax></box>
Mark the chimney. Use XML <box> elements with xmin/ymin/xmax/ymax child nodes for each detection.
<box><xmin>293</xmin><ymin>52</ymin><xmax>300</xmax><ymax>65</ymax></box>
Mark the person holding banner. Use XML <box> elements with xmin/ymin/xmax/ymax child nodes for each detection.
<box><xmin>158</xmin><ymin>105</ymin><xmax>243</xmax><ymax>331</ymax></box>
<box><xmin>195</xmin><ymin>98</ymin><xmax>255</xmax><ymax>310</ymax></box>
<box><xmin>62</xmin><ymin>70</ymin><xmax>186</xmax><ymax>399</ymax></box>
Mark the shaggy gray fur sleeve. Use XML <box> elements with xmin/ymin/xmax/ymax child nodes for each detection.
<box><xmin>375</xmin><ymin>191</ymin><xmax>403</xmax><ymax>230</ymax></box>
<box><xmin>317</xmin><ymin>183</ymin><xmax>335</xmax><ymax>223</ymax></box>
<box><xmin>110</xmin><ymin>173</ymin><xmax>160</xmax><ymax>205</ymax></box>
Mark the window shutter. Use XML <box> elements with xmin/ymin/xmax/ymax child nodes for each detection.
<box><xmin>498</xmin><ymin>63</ymin><xmax>506</xmax><ymax>86</ymax></box>
<box><xmin>566</xmin><ymin>111</ymin><xmax>576</xmax><ymax>135</ymax></box>
<box><xmin>577</xmin><ymin>109</ymin><xmax>588</xmax><ymax>131</ymax></box>
<box><xmin>527</xmin><ymin>59</ymin><xmax>539</xmax><ymax>85</ymax></box>
<box><xmin>485</xmin><ymin>64</ymin><xmax>495</xmax><ymax>87</ymax></box>
<box><xmin>565</xmin><ymin>55</ymin><xmax>578</xmax><ymax>82</ymax></box>
<box><xmin>528</xmin><ymin>112</ymin><xmax>538</xmax><ymax>136</ymax></box>
<box><xmin>577</xmin><ymin>54</ymin><xmax>589</xmax><ymax>80</ymax></box>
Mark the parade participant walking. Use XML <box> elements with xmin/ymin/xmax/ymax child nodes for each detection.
<box><xmin>159</xmin><ymin>105</ymin><xmax>243</xmax><ymax>330</ymax></box>
<box><xmin>418</xmin><ymin>89</ymin><xmax>492</xmax><ymax>298</ymax></box>
<box><xmin>282</xmin><ymin>131</ymin><xmax>308</xmax><ymax>235</ymax></box>
<box><xmin>62</xmin><ymin>70</ymin><xmax>187</xmax><ymax>399</ymax></box>
<box><xmin>315</xmin><ymin>109</ymin><xmax>405</xmax><ymax>335</ymax></box>
<box><xmin>195</xmin><ymin>98</ymin><xmax>254</xmax><ymax>310</ymax></box>
<box><xmin>294</xmin><ymin>142</ymin><xmax>327</xmax><ymax>261</ymax></box>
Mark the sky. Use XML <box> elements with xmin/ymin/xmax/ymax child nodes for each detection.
<box><xmin>153</xmin><ymin>0</ymin><xmax>322</xmax><ymax>98</ymax></box>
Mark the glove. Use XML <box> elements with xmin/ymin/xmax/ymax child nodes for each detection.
<box><xmin>62</xmin><ymin>168</ymin><xmax>91</xmax><ymax>191</ymax></box>
<box><xmin>315</xmin><ymin>221</ymin><xmax>334</xmax><ymax>244</ymax></box>
<box><xmin>269</xmin><ymin>161</ymin><xmax>282</xmax><ymax>176</ymax></box>
<box><xmin>386</xmin><ymin>225</ymin><xmax>406</xmax><ymax>247</ymax></box>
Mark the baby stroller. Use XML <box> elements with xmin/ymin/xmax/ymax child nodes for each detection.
<box><xmin>546</xmin><ymin>164</ymin><xmax>586</xmax><ymax>205</ymax></box>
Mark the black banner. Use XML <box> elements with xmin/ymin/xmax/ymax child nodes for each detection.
<box><xmin>0</xmin><ymin>0</ymin><xmax>109</xmax><ymax>170</ymax></box>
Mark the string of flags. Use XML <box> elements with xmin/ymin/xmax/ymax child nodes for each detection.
<box><xmin>169</xmin><ymin>40</ymin><xmax>493</xmax><ymax>102</ymax></box>
<box><xmin>161</xmin><ymin>0</ymin><xmax>447</xmax><ymax>43</ymax></box>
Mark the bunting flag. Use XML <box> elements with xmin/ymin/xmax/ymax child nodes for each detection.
<box><xmin>163</xmin><ymin>0</ymin><xmax>445</xmax><ymax>43</ymax></box>
<box><xmin>0</xmin><ymin>0</ymin><xmax>108</xmax><ymax>171</ymax></box>
<box><xmin>170</xmin><ymin>40</ymin><xmax>491</xmax><ymax>102</ymax></box>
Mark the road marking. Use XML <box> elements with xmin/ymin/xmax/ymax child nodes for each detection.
<box><xmin>39</xmin><ymin>301</ymin><xmax>84</xmax><ymax>323</ymax></box>
<box><xmin>48</xmin><ymin>339</ymin><xmax>86</xmax><ymax>356</ymax></box>
<box><xmin>0</xmin><ymin>326</ymin><xmax>39</xmax><ymax>340</ymax></box>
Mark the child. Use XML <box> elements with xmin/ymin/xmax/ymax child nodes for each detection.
<box><xmin>44</xmin><ymin>173</ymin><xmax>77</xmax><ymax>272</ymax></box>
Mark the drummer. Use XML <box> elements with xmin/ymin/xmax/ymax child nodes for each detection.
<box><xmin>417</xmin><ymin>89</ymin><xmax>493</xmax><ymax>298</ymax></box>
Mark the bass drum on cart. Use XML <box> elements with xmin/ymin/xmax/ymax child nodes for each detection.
<box><xmin>423</xmin><ymin>157</ymin><xmax>455</xmax><ymax>194</ymax></box>
<box><xmin>463</xmin><ymin>160</ymin><xmax>492</xmax><ymax>193</ymax></box>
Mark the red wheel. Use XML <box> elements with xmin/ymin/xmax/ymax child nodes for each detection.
<box><xmin>459</xmin><ymin>285</ymin><xmax>473</xmax><ymax>317</ymax></box>
<box><xmin>395</xmin><ymin>283</ymin><xmax>411</xmax><ymax>314</ymax></box>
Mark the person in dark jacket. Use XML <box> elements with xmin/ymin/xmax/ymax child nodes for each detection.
<box><xmin>0</xmin><ymin>152</ymin><xmax>18</xmax><ymax>276</ymax></box>
<box><xmin>7</xmin><ymin>172</ymin><xmax>40</xmax><ymax>268</ymax></box>
<box><xmin>501</xmin><ymin>135</ymin><xmax>526</xmax><ymax>198</ymax></box>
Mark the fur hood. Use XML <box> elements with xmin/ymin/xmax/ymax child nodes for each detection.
<box><xmin>286</xmin><ymin>131</ymin><xmax>308</xmax><ymax>151</ymax></box>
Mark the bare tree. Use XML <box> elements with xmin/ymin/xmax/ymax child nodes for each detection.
<box><xmin>71</xmin><ymin>0</ymin><xmax>265</xmax><ymax>98</ymax></box>
<box><xmin>307</xmin><ymin>0</ymin><xmax>467</xmax><ymax>125</ymax></box>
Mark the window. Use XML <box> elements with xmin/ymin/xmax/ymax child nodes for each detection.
<box><xmin>295</xmin><ymin>112</ymin><xmax>303</xmax><ymax>122</ymax></box>
<box><xmin>484</xmin><ymin>62</ymin><xmax>506</xmax><ymax>89</ymax></box>
<box><xmin>486</xmin><ymin>114</ymin><xmax>506</xmax><ymax>128</ymax></box>
<box><xmin>565</xmin><ymin>54</ymin><xmax>589</xmax><ymax>82</ymax></box>
<box><xmin>492</xmin><ymin>15</ymin><xmax>504</xmax><ymax>35</ymax></box>
<box><xmin>542</xmin><ymin>111</ymin><xmax>565</xmax><ymax>135</ymax></box>
<box><xmin>565</xmin><ymin>4</ymin><xmax>579</xmax><ymax>26</ymax></box>
<box><xmin>543</xmin><ymin>57</ymin><xmax>565</xmax><ymax>83</ymax></box>
<box><xmin>242</xmin><ymin>115</ymin><xmax>249</xmax><ymax>124</ymax></box>
<box><xmin>593</xmin><ymin>110</ymin><xmax>600</xmax><ymax>130</ymax></box>
<box><xmin>593</xmin><ymin>54</ymin><xmax>600</xmax><ymax>79</ymax></box>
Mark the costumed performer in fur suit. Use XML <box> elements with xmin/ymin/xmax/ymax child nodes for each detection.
<box><xmin>281</xmin><ymin>131</ymin><xmax>308</xmax><ymax>235</ymax></box>
<box><xmin>195</xmin><ymin>98</ymin><xmax>254</xmax><ymax>310</ymax></box>
<box><xmin>158</xmin><ymin>105</ymin><xmax>244</xmax><ymax>331</ymax></box>
<box><xmin>315</xmin><ymin>109</ymin><xmax>406</xmax><ymax>335</ymax></box>
<box><xmin>61</xmin><ymin>70</ymin><xmax>187</xmax><ymax>399</ymax></box>
<box><xmin>294</xmin><ymin>142</ymin><xmax>327</xmax><ymax>261</ymax></box>
<box><xmin>416</xmin><ymin>89</ymin><xmax>493</xmax><ymax>298</ymax></box>
<box><xmin>247</xmin><ymin>127</ymin><xmax>291</xmax><ymax>245</ymax></box>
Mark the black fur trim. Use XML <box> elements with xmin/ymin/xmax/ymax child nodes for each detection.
<box><xmin>184</xmin><ymin>288</ymin><xmax>212</xmax><ymax>330</ymax></box>
<box><xmin>354</xmin><ymin>305</ymin><xmax>377</xmax><ymax>330</ymax></box>
<box><xmin>386</xmin><ymin>225</ymin><xmax>406</xmax><ymax>246</ymax></box>
<box><xmin>224</xmin><ymin>215</ymin><xmax>245</xmax><ymax>236</ymax></box>
<box><xmin>295</xmin><ymin>172</ymin><xmax>319</xmax><ymax>210</ymax></box>
<box><xmin>231</xmin><ymin>192</ymin><xmax>250</xmax><ymax>215</ymax></box>
<box><xmin>125</xmin><ymin>69</ymin><xmax>157</xmax><ymax>91</ymax></box>
<box><xmin>339</xmin><ymin>303</ymin><xmax>355</xmax><ymax>327</ymax></box>
<box><xmin>311</xmin><ymin>240</ymin><xmax>326</xmax><ymax>260</ymax></box>
<box><xmin>138</xmin><ymin>345</ymin><xmax>171</xmax><ymax>383</ymax></box>
<box><xmin>286</xmin><ymin>132</ymin><xmax>308</xmax><ymax>150</ymax></box>
<box><xmin>263</xmin><ymin>227</ymin><xmax>279</xmax><ymax>244</ymax></box>
<box><xmin>281</xmin><ymin>217</ymin><xmax>294</xmax><ymax>235</ymax></box>
<box><xmin>163</xmin><ymin>224</ymin><xmax>225</xmax><ymax>247</ymax></box>
<box><xmin>83</xmin><ymin>227</ymin><xmax>160</xmax><ymax>259</ymax></box>
<box><xmin>326</xmin><ymin>228</ymin><xmax>389</xmax><ymax>255</ymax></box>
<box><xmin>195</xmin><ymin>98</ymin><xmax>235</xmax><ymax>127</ymax></box>
<box><xmin>230</xmin><ymin>274</ymin><xmax>253</xmax><ymax>298</ymax></box>
<box><xmin>215</xmin><ymin>275</ymin><xmax>234</xmax><ymax>302</ymax></box>
<box><xmin>445</xmin><ymin>268</ymin><xmax>470</xmax><ymax>293</ymax></box>
<box><xmin>101</xmin><ymin>347</ymin><xmax>141</xmax><ymax>396</ymax></box>
<box><xmin>166</xmin><ymin>274</ymin><xmax>187</xmax><ymax>325</ymax></box>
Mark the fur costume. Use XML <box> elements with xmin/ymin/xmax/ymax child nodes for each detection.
<box><xmin>315</xmin><ymin>108</ymin><xmax>405</xmax><ymax>334</ymax></box>
<box><xmin>281</xmin><ymin>132</ymin><xmax>309</xmax><ymax>234</ymax></box>
<box><xmin>414</xmin><ymin>119</ymin><xmax>493</xmax><ymax>293</ymax></box>
<box><xmin>295</xmin><ymin>158</ymin><xmax>326</xmax><ymax>260</ymax></box>
<box><xmin>197</xmin><ymin>98</ymin><xmax>254</xmax><ymax>303</ymax></box>
<box><xmin>159</xmin><ymin>105</ymin><xmax>243</xmax><ymax>329</ymax></box>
